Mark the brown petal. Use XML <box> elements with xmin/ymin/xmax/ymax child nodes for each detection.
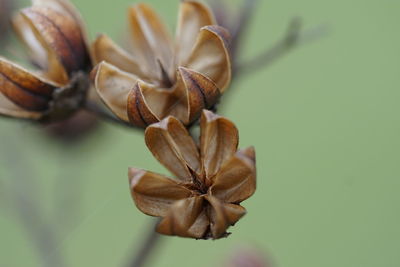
<box><xmin>0</xmin><ymin>93</ymin><xmax>42</xmax><ymax>119</ymax></box>
<box><xmin>185</xmin><ymin>25</ymin><xmax>232</xmax><ymax>92</ymax></box>
<box><xmin>156</xmin><ymin>196</ymin><xmax>209</xmax><ymax>239</ymax></box>
<box><xmin>210</xmin><ymin>147</ymin><xmax>256</xmax><ymax>203</ymax></box>
<box><xmin>128</xmin><ymin>3</ymin><xmax>174</xmax><ymax>80</ymax></box>
<box><xmin>126</xmin><ymin>81</ymin><xmax>160</xmax><ymax>127</ymax></box>
<box><xmin>145</xmin><ymin>116</ymin><xmax>201</xmax><ymax>182</ymax></box>
<box><xmin>14</xmin><ymin>6</ymin><xmax>90</xmax><ymax>84</ymax></box>
<box><xmin>0</xmin><ymin>58</ymin><xmax>57</xmax><ymax>111</ymax></box>
<box><xmin>129</xmin><ymin>168</ymin><xmax>193</xmax><ymax>217</ymax></box>
<box><xmin>200</xmin><ymin>110</ymin><xmax>239</xmax><ymax>182</ymax></box>
<box><xmin>92</xmin><ymin>34</ymin><xmax>149</xmax><ymax>79</ymax></box>
<box><xmin>206</xmin><ymin>195</ymin><xmax>246</xmax><ymax>239</ymax></box>
<box><xmin>93</xmin><ymin>61</ymin><xmax>137</xmax><ymax>122</ymax></box>
<box><xmin>176</xmin><ymin>1</ymin><xmax>216</xmax><ymax>65</ymax></box>
<box><xmin>177</xmin><ymin>67</ymin><xmax>220</xmax><ymax>124</ymax></box>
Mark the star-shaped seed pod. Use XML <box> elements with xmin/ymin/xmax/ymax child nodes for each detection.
<box><xmin>0</xmin><ymin>0</ymin><xmax>91</xmax><ymax>122</ymax></box>
<box><xmin>129</xmin><ymin>110</ymin><xmax>256</xmax><ymax>239</ymax></box>
<box><xmin>92</xmin><ymin>1</ymin><xmax>231</xmax><ymax>128</ymax></box>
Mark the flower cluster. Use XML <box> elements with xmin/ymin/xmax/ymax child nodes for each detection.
<box><xmin>129</xmin><ymin>110</ymin><xmax>256</xmax><ymax>239</ymax></box>
<box><xmin>0</xmin><ymin>0</ymin><xmax>257</xmax><ymax>240</ymax></box>
<box><xmin>92</xmin><ymin>1</ymin><xmax>231</xmax><ymax>127</ymax></box>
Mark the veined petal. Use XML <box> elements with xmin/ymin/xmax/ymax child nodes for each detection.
<box><xmin>145</xmin><ymin>116</ymin><xmax>201</xmax><ymax>182</ymax></box>
<box><xmin>14</xmin><ymin>6</ymin><xmax>90</xmax><ymax>84</ymax></box>
<box><xmin>127</xmin><ymin>81</ymin><xmax>159</xmax><ymax>127</ymax></box>
<box><xmin>129</xmin><ymin>168</ymin><xmax>193</xmax><ymax>217</ymax></box>
<box><xmin>177</xmin><ymin>67</ymin><xmax>220</xmax><ymax>124</ymax></box>
<box><xmin>176</xmin><ymin>1</ymin><xmax>216</xmax><ymax>65</ymax></box>
<box><xmin>92</xmin><ymin>34</ymin><xmax>149</xmax><ymax>79</ymax></box>
<box><xmin>93</xmin><ymin>61</ymin><xmax>137</xmax><ymax>122</ymax></box>
<box><xmin>128</xmin><ymin>3</ymin><xmax>174</xmax><ymax>79</ymax></box>
<box><xmin>210</xmin><ymin>147</ymin><xmax>256</xmax><ymax>203</ymax></box>
<box><xmin>185</xmin><ymin>25</ymin><xmax>231</xmax><ymax>92</ymax></box>
<box><xmin>0</xmin><ymin>58</ymin><xmax>57</xmax><ymax>111</ymax></box>
<box><xmin>0</xmin><ymin>93</ymin><xmax>42</xmax><ymax>119</ymax></box>
<box><xmin>200</xmin><ymin>110</ymin><xmax>239</xmax><ymax>183</ymax></box>
<box><xmin>156</xmin><ymin>196</ymin><xmax>209</xmax><ymax>239</ymax></box>
<box><xmin>206</xmin><ymin>195</ymin><xmax>246</xmax><ymax>239</ymax></box>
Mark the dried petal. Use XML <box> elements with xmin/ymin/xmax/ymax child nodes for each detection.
<box><xmin>145</xmin><ymin>116</ymin><xmax>201</xmax><ymax>182</ymax></box>
<box><xmin>128</xmin><ymin>3</ymin><xmax>174</xmax><ymax>79</ymax></box>
<box><xmin>93</xmin><ymin>61</ymin><xmax>138</xmax><ymax>122</ymax></box>
<box><xmin>156</xmin><ymin>196</ymin><xmax>209</xmax><ymax>239</ymax></box>
<box><xmin>206</xmin><ymin>195</ymin><xmax>246</xmax><ymax>239</ymax></box>
<box><xmin>93</xmin><ymin>34</ymin><xmax>149</xmax><ymax>79</ymax></box>
<box><xmin>200</xmin><ymin>110</ymin><xmax>239</xmax><ymax>182</ymax></box>
<box><xmin>210</xmin><ymin>147</ymin><xmax>256</xmax><ymax>203</ymax></box>
<box><xmin>177</xmin><ymin>67</ymin><xmax>220</xmax><ymax>124</ymax></box>
<box><xmin>0</xmin><ymin>93</ymin><xmax>42</xmax><ymax>119</ymax></box>
<box><xmin>127</xmin><ymin>81</ymin><xmax>159</xmax><ymax>127</ymax></box>
<box><xmin>14</xmin><ymin>6</ymin><xmax>90</xmax><ymax>84</ymax></box>
<box><xmin>185</xmin><ymin>25</ymin><xmax>231</xmax><ymax>92</ymax></box>
<box><xmin>129</xmin><ymin>168</ymin><xmax>193</xmax><ymax>217</ymax></box>
<box><xmin>176</xmin><ymin>1</ymin><xmax>216</xmax><ymax>65</ymax></box>
<box><xmin>0</xmin><ymin>58</ymin><xmax>57</xmax><ymax>111</ymax></box>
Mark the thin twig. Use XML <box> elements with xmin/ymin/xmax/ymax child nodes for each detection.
<box><xmin>127</xmin><ymin>219</ymin><xmax>162</xmax><ymax>267</ymax></box>
<box><xmin>235</xmin><ymin>18</ymin><xmax>330</xmax><ymax>76</ymax></box>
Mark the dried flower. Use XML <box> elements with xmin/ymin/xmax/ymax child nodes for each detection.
<box><xmin>92</xmin><ymin>1</ymin><xmax>231</xmax><ymax>128</ymax></box>
<box><xmin>129</xmin><ymin>110</ymin><xmax>256</xmax><ymax>239</ymax></box>
<box><xmin>0</xmin><ymin>0</ymin><xmax>91</xmax><ymax>122</ymax></box>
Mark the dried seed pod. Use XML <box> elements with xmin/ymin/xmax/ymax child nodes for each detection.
<box><xmin>92</xmin><ymin>1</ymin><xmax>232</xmax><ymax>128</ymax></box>
<box><xmin>0</xmin><ymin>0</ymin><xmax>91</xmax><ymax>122</ymax></box>
<box><xmin>129</xmin><ymin>110</ymin><xmax>256</xmax><ymax>239</ymax></box>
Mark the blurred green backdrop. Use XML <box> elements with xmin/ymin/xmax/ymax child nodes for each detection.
<box><xmin>1</xmin><ymin>0</ymin><xmax>400</xmax><ymax>266</ymax></box>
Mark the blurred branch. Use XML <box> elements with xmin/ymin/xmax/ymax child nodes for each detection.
<box><xmin>127</xmin><ymin>219</ymin><xmax>162</xmax><ymax>267</ymax></box>
<box><xmin>235</xmin><ymin>18</ymin><xmax>330</xmax><ymax>76</ymax></box>
<box><xmin>0</xmin><ymin>131</ymin><xmax>66</xmax><ymax>267</ymax></box>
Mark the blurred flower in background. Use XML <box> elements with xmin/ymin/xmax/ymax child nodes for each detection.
<box><xmin>224</xmin><ymin>245</ymin><xmax>272</xmax><ymax>267</ymax></box>
<box><xmin>0</xmin><ymin>0</ymin><xmax>91</xmax><ymax>122</ymax></box>
<box><xmin>0</xmin><ymin>0</ymin><xmax>12</xmax><ymax>45</ymax></box>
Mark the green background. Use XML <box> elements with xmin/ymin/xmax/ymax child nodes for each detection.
<box><xmin>1</xmin><ymin>0</ymin><xmax>399</xmax><ymax>266</ymax></box>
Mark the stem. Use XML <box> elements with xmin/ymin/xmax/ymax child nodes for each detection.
<box><xmin>127</xmin><ymin>219</ymin><xmax>162</xmax><ymax>267</ymax></box>
<box><xmin>84</xmin><ymin>100</ymin><xmax>141</xmax><ymax>130</ymax></box>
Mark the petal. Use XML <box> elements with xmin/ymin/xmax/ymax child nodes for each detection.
<box><xmin>178</xmin><ymin>67</ymin><xmax>221</xmax><ymax>124</ymax></box>
<box><xmin>129</xmin><ymin>168</ymin><xmax>193</xmax><ymax>217</ymax></box>
<box><xmin>176</xmin><ymin>1</ymin><xmax>216</xmax><ymax>65</ymax></box>
<box><xmin>128</xmin><ymin>3</ymin><xmax>174</xmax><ymax>79</ymax></box>
<box><xmin>14</xmin><ymin>6</ymin><xmax>90</xmax><ymax>84</ymax></box>
<box><xmin>206</xmin><ymin>195</ymin><xmax>246</xmax><ymax>239</ymax></box>
<box><xmin>200</xmin><ymin>110</ymin><xmax>239</xmax><ymax>182</ymax></box>
<box><xmin>127</xmin><ymin>81</ymin><xmax>160</xmax><ymax>128</ymax></box>
<box><xmin>145</xmin><ymin>116</ymin><xmax>201</xmax><ymax>182</ymax></box>
<box><xmin>156</xmin><ymin>196</ymin><xmax>209</xmax><ymax>239</ymax></box>
<box><xmin>0</xmin><ymin>58</ymin><xmax>57</xmax><ymax>111</ymax></box>
<box><xmin>0</xmin><ymin>93</ymin><xmax>42</xmax><ymax>119</ymax></box>
<box><xmin>93</xmin><ymin>61</ymin><xmax>138</xmax><ymax>122</ymax></box>
<box><xmin>185</xmin><ymin>25</ymin><xmax>232</xmax><ymax>92</ymax></box>
<box><xmin>210</xmin><ymin>147</ymin><xmax>256</xmax><ymax>203</ymax></box>
<box><xmin>92</xmin><ymin>34</ymin><xmax>149</xmax><ymax>79</ymax></box>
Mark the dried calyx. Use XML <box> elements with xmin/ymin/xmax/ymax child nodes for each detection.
<box><xmin>0</xmin><ymin>0</ymin><xmax>92</xmax><ymax>122</ymax></box>
<box><xmin>129</xmin><ymin>110</ymin><xmax>256</xmax><ymax>239</ymax></box>
<box><xmin>92</xmin><ymin>1</ymin><xmax>232</xmax><ymax>128</ymax></box>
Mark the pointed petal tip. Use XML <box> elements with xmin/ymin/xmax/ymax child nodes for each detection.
<box><xmin>240</xmin><ymin>146</ymin><xmax>256</xmax><ymax>162</ymax></box>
